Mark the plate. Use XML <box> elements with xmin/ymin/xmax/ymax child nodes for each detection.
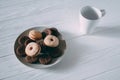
<box><xmin>14</xmin><ymin>27</ymin><xmax>66</xmax><ymax>68</ymax></box>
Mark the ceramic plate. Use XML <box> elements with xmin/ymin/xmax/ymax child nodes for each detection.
<box><xmin>14</xmin><ymin>27</ymin><xmax>66</xmax><ymax>69</ymax></box>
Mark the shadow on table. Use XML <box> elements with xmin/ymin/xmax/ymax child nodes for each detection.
<box><xmin>47</xmin><ymin>26</ymin><xmax>120</xmax><ymax>71</ymax></box>
<box><xmin>91</xmin><ymin>25</ymin><xmax>120</xmax><ymax>38</ymax></box>
<box><xmin>47</xmin><ymin>31</ymin><xmax>88</xmax><ymax>72</ymax></box>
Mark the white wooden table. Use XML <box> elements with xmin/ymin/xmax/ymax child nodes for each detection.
<box><xmin>0</xmin><ymin>0</ymin><xmax>120</xmax><ymax>80</ymax></box>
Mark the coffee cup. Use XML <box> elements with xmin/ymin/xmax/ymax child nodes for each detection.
<box><xmin>79</xmin><ymin>6</ymin><xmax>106</xmax><ymax>34</ymax></box>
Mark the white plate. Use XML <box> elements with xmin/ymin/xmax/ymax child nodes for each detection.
<box><xmin>14</xmin><ymin>27</ymin><xmax>66</xmax><ymax>69</ymax></box>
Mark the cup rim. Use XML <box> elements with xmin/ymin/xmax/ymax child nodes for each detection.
<box><xmin>80</xmin><ymin>6</ymin><xmax>102</xmax><ymax>20</ymax></box>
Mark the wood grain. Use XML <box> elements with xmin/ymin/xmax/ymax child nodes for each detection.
<box><xmin>0</xmin><ymin>0</ymin><xmax>120</xmax><ymax>80</ymax></box>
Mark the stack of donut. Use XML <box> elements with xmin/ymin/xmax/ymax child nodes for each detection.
<box><xmin>15</xmin><ymin>28</ymin><xmax>66</xmax><ymax>65</ymax></box>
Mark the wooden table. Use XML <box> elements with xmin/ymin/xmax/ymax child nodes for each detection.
<box><xmin>0</xmin><ymin>0</ymin><xmax>120</xmax><ymax>80</ymax></box>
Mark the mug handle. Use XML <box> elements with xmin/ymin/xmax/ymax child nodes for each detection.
<box><xmin>100</xmin><ymin>9</ymin><xmax>106</xmax><ymax>17</ymax></box>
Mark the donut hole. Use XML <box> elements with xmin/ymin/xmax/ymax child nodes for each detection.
<box><xmin>50</xmin><ymin>38</ymin><xmax>54</xmax><ymax>41</ymax></box>
<box><xmin>30</xmin><ymin>47</ymin><xmax>33</xmax><ymax>50</ymax></box>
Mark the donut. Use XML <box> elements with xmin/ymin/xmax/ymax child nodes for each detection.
<box><xmin>50</xmin><ymin>27</ymin><xmax>61</xmax><ymax>37</ymax></box>
<box><xmin>16</xmin><ymin>45</ymin><xmax>26</xmax><ymax>57</ymax></box>
<box><xmin>25</xmin><ymin>42</ymin><xmax>41</xmax><ymax>57</ymax></box>
<box><xmin>43</xmin><ymin>28</ymin><xmax>60</xmax><ymax>37</ymax></box>
<box><xmin>24</xmin><ymin>39</ymin><xmax>35</xmax><ymax>46</ymax></box>
<box><xmin>43</xmin><ymin>28</ymin><xmax>52</xmax><ymax>35</ymax></box>
<box><xmin>18</xmin><ymin>36</ymin><xmax>29</xmax><ymax>45</ymax></box>
<box><xmin>41</xmin><ymin>32</ymin><xmax>47</xmax><ymax>39</ymax></box>
<box><xmin>36</xmin><ymin>39</ymin><xmax>44</xmax><ymax>45</ymax></box>
<box><xmin>39</xmin><ymin>54</ymin><xmax>52</xmax><ymax>64</ymax></box>
<box><xmin>44</xmin><ymin>35</ymin><xmax>59</xmax><ymax>47</ymax></box>
<box><xmin>25</xmin><ymin>56</ymin><xmax>38</xmax><ymax>63</ymax></box>
<box><xmin>49</xmin><ymin>48</ymin><xmax>63</xmax><ymax>58</ymax></box>
<box><xmin>28</xmin><ymin>30</ymin><xmax>42</xmax><ymax>40</ymax></box>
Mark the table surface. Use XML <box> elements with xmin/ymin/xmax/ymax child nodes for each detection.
<box><xmin>0</xmin><ymin>0</ymin><xmax>120</xmax><ymax>80</ymax></box>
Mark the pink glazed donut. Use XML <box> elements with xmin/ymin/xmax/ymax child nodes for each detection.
<box><xmin>25</xmin><ymin>42</ymin><xmax>41</xmax><ymax>57</ymax></box>
<box><xmin>44</xmin><ymin>35</ymin><xmax>59</xmax><ymax>47</ymax></box>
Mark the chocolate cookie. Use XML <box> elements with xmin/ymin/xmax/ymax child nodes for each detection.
<box><xmin>43</xmin><ymin>28</ymin><xmax>52</xmax><ymax>35</ymax></box>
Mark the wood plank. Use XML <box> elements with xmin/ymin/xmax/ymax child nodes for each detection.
<box><xmin>46</xmin><ymin>52</ymin><xmax>120</xmax><ymax>80</ymax></box>
<box><xmin>0</xmin><ymin>0</ymin><xmax>120</xmax><ymax>80</ymax></box>
<box><xmin>2</xmin><ymin>44</ymin><xmax>120</xmax><ymax>80</ymax></box>
<box><xmin>0</xmin><ymin>0</ymin><xmax>33</xmax><ymax>8</ymax></box>
<box><xmin>85</xmin><ymin>67</ymin><xmax>120</xmax><ymax>80</ymax></box>
<box><xmin>1</xmin><ymin>32</ymin><xmax>120</xmax><ymax>79</ymax></box>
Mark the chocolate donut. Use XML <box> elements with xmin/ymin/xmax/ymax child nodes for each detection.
<box><xmin>43</xmin><ymin>28</ymin><xmax>60</xmax><ymax>37</ymax></box>
<box><xmin>18</xmin><ymin>36</ymin><xmax>29</xmax><ymax>45</ymax></box>
<box><xmin>36</xmin><ymin>39</ymin><xmax>48</xmax><ymax>53</ymax></box>
<box><xmin>41</xmin><ymin>32</ymin><xmax>47</xmax><ymax>39</ymax></box>
<box><xmin>50</xmin><ymin>28</ymin><xmax>61</xmax><ymax>37</ymax></box>
<box><xmin>16</xmin><ymin>45</ymin><xmax>26</xmax><ymax>57</ymax></box>
<box><xmin>25</xmin><ymin>56</ymin><xmax>38</xmax><ymax>63</ymax></box>
<box><xmin>49</xmin><ymin>48</ymin><xmax>63</xmax><ymax>58</ymax></box>
<box><xmin>39</xmin><ymin>54</ymin><xmax>52</xmax><ymax>64</ymax></box>
<box><xmin>24</xmin><ymin>39</ymin><xmax>35</xmax><ymax>46</ymax></box>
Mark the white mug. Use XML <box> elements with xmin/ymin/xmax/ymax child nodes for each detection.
<box><xmin>79</xmin><ymin>6</ymin><xmax>106</xmax><ymax>34</ymax></box>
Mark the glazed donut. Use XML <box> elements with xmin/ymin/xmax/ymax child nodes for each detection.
<box><xmin>25</xmin><ymin>42</ymin><xmax>41</xmax><ymax>57</ymax></box>
<box><xmin>44</xmin><ymin>35</ymin><xmax>59</xmax><ymax>47</ymax></box>
<box><xmin>28</xmin><ymin>30</ymin><xmax>42</xmax><ymax>40</ymax></box>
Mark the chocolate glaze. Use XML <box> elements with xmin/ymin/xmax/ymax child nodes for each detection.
<box><xmin>18</xmin><ymin>36</ymin><xmax>29</xmax><ymax>45</ymax></box>
<box><xmin>49</xmin><ymin>48</ymin><xmax>63</xmax><ymax>58</ymax></box>
<box><xmin>50</xmin><ymin>28</ymin><xmax>61</xmax><ymax>37</ymax></box>
<box><xmin>25</xmin><ymin>56</ymin><xmax>38</xmax><ymax>63</ymax></box>
<box><xmin>43</xmin><ymin>28</ymin><xmax>61</xmax><ymax>37</ymax></box>
<box><xmin>39</xmin><ymin>54</ymin><xmax>52</xmax><ymax>64</ymax></box>
<box><xmin>41</xmin><ymin>32</ymin><xmax>47</xmax><ymax>39</ymax></box>
<box><xmin>24</xmin><ymin>39</ymin><xmax>35</xmax><ymax>46</ymax></box>
<box><xmin>16</xmin><ymin>45</ymin><xmax>26</xmax><ymax>57</ymax></box>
